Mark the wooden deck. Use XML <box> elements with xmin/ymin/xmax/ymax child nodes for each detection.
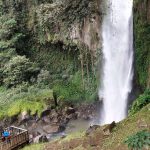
<box><xmin>0</xmin><ymin>126</ymin><xmax>29</xmax><ymax>150</ymax></box>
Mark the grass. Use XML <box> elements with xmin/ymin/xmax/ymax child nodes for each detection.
<box><xmin>102</xmin><ymin>103</ymin><xmax>150</xmax><ymax>150</ymax></box>
<box><xmin>60</xmin><ymin>130</ymin><xmax>85</xmax><ymax>143</ymax></box>
<box><xmin>0</xmin><ymin>86</ymin><xmax>53</xmax><ymax>118</ymax></box>
<box><xmin>60</xmin><ymin>104</ymin><xmax>150</xmax><ymax>150</ymax></box>
<box><xmin>22</xmin><ymin>144</ymin><xmax>44</xmax><ymax>150</ymax></box>
<box><xmin>7</xmin><ymin>100</ymin><xmax>44</xmax><ymax>117</ymax></box>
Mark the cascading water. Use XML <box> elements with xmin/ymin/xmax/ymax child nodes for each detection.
<box><xmin>99</xmin><ymin>0</ymin><xmax>134</xmax><ymax>124</ymax></box>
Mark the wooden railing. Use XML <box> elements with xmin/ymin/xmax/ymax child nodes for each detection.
<box><xmin>0</xmin><ymin>126</ymin><xmax>29</xmax><ymax>150</ymax></box>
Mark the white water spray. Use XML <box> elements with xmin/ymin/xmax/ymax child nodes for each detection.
<box><xmin>99</xmin><ymin>0</ymin><xmax>134</xmax><ymax>124</ymax></box>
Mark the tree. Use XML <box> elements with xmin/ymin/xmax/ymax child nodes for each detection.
<box><xmin>0</xmin><ymin>14</ymin><xmax>25</xmax><ymax>86</ymax></box>
<box><xmin>3</xmin><ymin>55</ymin><xmax>38</xmax><ymax>87</ymax></box>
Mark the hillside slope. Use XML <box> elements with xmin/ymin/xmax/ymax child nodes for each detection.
<box><xmin>23</xmin><ymin>104</ymin><xmax>150</xmax><ymax>150</ymax></box>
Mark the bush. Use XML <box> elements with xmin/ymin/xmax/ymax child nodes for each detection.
<box><xmin>53</xmin><ymin>72</ymin><xmax>85</xmax><ymax>102</ymax></box>
<box><xmin>0</xmin><ymin>16</ymin><xmax>17</xmax><ymax>40</ymax></box>
<box><xmin>0</xmin><ymin>15</ymin><xmax>24</xmax><ymax>51</ymax></box>
<box><xmin>3</xmin><ymin>55</ymin><xmax>38</xmax><ymax>87</ymax></box>
<box><xmin>129</xmin><ymin>89</ymin><xmax>150</xmax><ymax>115</ymax></box>
<box><xmin>124</xmin><ymin>130</ymin><xmax>150</xmax><ymax>150</ymax></box>
<box><xmin>53</xmin><ymin>71</ymin><xmax>97</xmax><ymax>103</ymax></box>
<box><xmin>37</xmin><ymin>69</ymin><xmax>51</xmax><ymax>87</ymax></box>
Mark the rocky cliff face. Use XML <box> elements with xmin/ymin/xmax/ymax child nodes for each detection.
<box><xmin>1</xmin><ymin>0</ymin><xmax>102</xmax><ymax>50</ymax></box>
<box><xmin>134</xmin><ymin>0</ymin><xmax>150</xmax><ymax>90</ymax></box>
<box><xmin>25</xmin><ymin>0</ymin><xmax>102</xmax><ymax>67</ymax></box>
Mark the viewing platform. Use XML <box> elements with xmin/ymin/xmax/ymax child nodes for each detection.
<box><xmin>0</xmin><ymin>126</ymin><xmax>29</xmax><ymax>150</ymax></box>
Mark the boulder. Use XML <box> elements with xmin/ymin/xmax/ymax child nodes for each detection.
<box><xmin>33</xmin><ymin>134</ymin><xmax>48</xmax><ymax>143</ymax></box>
<box><xmin>29</xmin><ymin>134</ymin><xmax>34</xmax><ymax>143</ymax></box>
<box><xmin>18</xmin><ymin>111</ymin><xmax>31</xmax><ymax>125</ymax></box>
<box><xmin>39</xmin><ymin>135</ymin><xmax>49</xmax><ymax>143</ymax></box>
<box><xmin>59</xmin><ymin>124</ymin><xmax>66</xmax><ymax>132</ymax></box>
<box><xmin>66</xmin><ymin>107</ymin><xmax>75</xmax><ymax>115</ymax></box>
<box><xmin>29</xmin><ymin>132</ymin><xmax>41</xmax><ymax>143</ymax></box>
<box><xmin>82</xmin><ymin>115</ymin><xmax>90</xmax><ymax>120</ymax></box>
<box><xmin>60</xmin><ymin>117</ymin><xmax>70</xmax><ymax>125</ymax></box>
<box><xmin>40</xmin><ymin>108</ymin><xmax>51</xmax><ymax>118</ymax></box>
<box><xmin>42</xmin><ymin>116</ymin><xmax>51</xmax><ymax>124</ymax></box>
<box><xmin>27</xmin><ymin>122</ymin><xmax>38</xmax><ymax>132</ymax></box>
<box><xmin>102</xmin><ymin>121</ymin><xmax>116</xmax><ymax>135</ymax></box>
<box><xmin>66</xmin><ymin>113</ymin><xmax>78</xmax><ymax>120</ymax></box>
<box><xmin>43</xmin><ymin>125</ymin><xmax>60</xmax><ymax>134</ymax></box>
<box><xmin>3</xmin><ymin>117</ymin><xmax>11</xmax><ymax>126</ymax></box>
<box><xmin>50</xmin><ymin>109</ymin><xmax>58</xmax><ymax>119</ymax></box>
<box><xmin>21</xmin><ymin>111</ymin><xmax>30</xmax><ymax>120</ymax></box>
<box><xmin>10</xmin><ymin>114</ymin><xmax>19</xmax><ymax>124</ymax></box>
<box><xmin>43</xmin><ymin>124</ymin><xmax>65</xmax><ymax>134</ymax></box>
<box><xmin>86</xmin><ymin>125</ymin><xmax>100</xmax><ymax>136</ymax></box>
<box><xmin>52</xmin><ymin>117</ymin><xmax>59</xmax><ymax>124</ymax></box>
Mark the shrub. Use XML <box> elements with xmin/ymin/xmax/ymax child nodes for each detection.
<box><xmin>0</xmin><ymin>15</ymin><xmax>24</xmax><ymax>51</ymax></box>
<box><xmin>0</xmin><ymin>16</ymin><xmax>17</xmax><ymax>40</ymax></box>
<box><xmin>129</xmin><ymin>89</ymin><xmax>150</xmax><ymax>115</ymax></box>
<box><xmin>3</xmin><ymin>55</ymin><xmax>38</xmax><ymax>87</ymax></box>
<box><xmin>37</xmin><ymin>69</ymin><xmax>51</xmax><ymax>87</ymax></box>
<box><xmin>124</xmin><ymin>130</ymin><xmax>150</xmax><ymax>150</ymax></box>
<box><xmin>53</xmin><ymin>71</ymin><xmax>97</xmax><ymax>103</ymax></box>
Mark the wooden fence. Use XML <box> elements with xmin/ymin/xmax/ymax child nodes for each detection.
<box><xmin>0</xmin><ymin>126</ymin><xmax>29</xmax><ymax>150</ymax></box>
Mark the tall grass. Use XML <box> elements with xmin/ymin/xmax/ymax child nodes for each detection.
<box><xmin>0</xmin><ymin>85</ymin><xmax>53</xmax><ymax>118</ymax></box>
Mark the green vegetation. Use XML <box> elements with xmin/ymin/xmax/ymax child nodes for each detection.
<box><xmin>0</xmin><ymin>85</ymin><xmax>53</xmax><ymax>118</ymax></box>
<box><xmin>124</xmin><ymin>130</ymin><xmax>150</xmax><ymax>150</ymax></box>
<box><xmin>129</xmin><ymin>89</ymin><xmax>150</xmax><ymax>115</ymax></box>
<box><xmin>3</xmin><ymin>56</ymin><xmax>38</xmax><ymax>87</ymax></box>
<box><xmin>102</xmin><ymin>104</ymin><xmax>150</xmax><ymax>150</ymax></box>
<box><xmin>0</xmin><ymin>0</ymin><xmax>99</xmax><ymax>118</ymax></box>
<box><xmin>22</xmin><ymin>144</ymin><xmax>44</xmax><ymax>150</ymax></box>
<box><xmin>60</xmin><ymin>130</ymin><xmax>85</xmax><ymax>142</ymax></box>
<box><xmin>134</xmin><ymin>0</ymin><xmax>150</xmax><ymax>89</ymax></box>
<box><xmin>53</xmin><ymin>71</ymin><xmax>98</xmax><ymax>103</ymax></box>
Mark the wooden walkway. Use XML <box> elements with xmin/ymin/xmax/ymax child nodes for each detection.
<box><xmin>0</xmin><ymin>126</ymin><xmax>29</xmax><ymax>150</ymax></box>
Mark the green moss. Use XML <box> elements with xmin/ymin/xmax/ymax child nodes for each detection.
<box><xmin>7</xmin><ymin>100</ymin><xmax>44</xmax><ymax>117</ymax></box>
<box><xmin>0</xmin><ymin>86</ymin><xmax>53</xmax><ymax>118</ymax></box>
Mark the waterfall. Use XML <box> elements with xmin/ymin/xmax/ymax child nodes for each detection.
<box><xmin>99</xmin><ymin>0</ymin><xmax>134</xmax><ymax>124</ymax></box>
